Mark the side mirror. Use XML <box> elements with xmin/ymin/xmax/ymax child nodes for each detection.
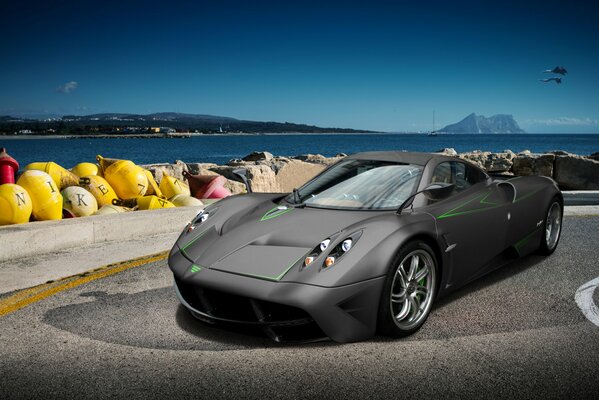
<box><xmin>421</xmin><ymin>182</ymin><xmax>455</xmax><ymax>200</ymax></box>
<box><xmin>397</xmin><ymin>182</ymin><xmax>455</xmax><ymax>214</ymax></box>
<box><xmin>232</xmin><ymin>168</ymin><xmax>253</xmax><ymax>193</ymax></box>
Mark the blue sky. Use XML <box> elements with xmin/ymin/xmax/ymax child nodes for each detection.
<box><xmin>1</xmin><ymin>0</ymin><xmax>598</xmax><ymax>133</ymax></box>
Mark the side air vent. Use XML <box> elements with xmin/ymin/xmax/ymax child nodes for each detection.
<box><xmin>498</xmin><ymin>182</ymin><xmax>516</xmax><ymax>203</ymax></box>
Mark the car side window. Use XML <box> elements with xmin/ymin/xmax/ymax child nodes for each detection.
<box><xmin>431</xmin><ymin>162</ymin><xmax>453</xmax><ymax>185</ymax></box>
<box><xmin>431</xmin><ymin>161</ymin><xmax>487</xmax><ymax>196</ymax></box>
<box><xmin>454</xmin><ymin>162</ymin><xmax>470</xmax><ymax>192</ymax></box>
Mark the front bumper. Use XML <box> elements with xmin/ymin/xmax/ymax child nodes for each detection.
<box><xmin>170</xmin><ymin>246</ymin><xmax>385</xmax><ymax>343</ymax></box>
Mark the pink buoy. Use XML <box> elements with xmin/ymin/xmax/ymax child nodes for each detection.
<box><xmin>183</xmin><ymin>171</ymin><xmax>232</xmax><ymax>199</ymax></box>
<box><xmin>0</xmin><ymin>147</ymin><xmax>19</xmax><ymax>184</ymax></box>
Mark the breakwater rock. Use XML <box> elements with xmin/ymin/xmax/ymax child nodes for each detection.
<box><xmin>142</xmin><ymin>149</ymin><xmax>599</xmax><ymax>193</ymax></box>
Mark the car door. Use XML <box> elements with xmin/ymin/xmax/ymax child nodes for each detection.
<box><xmin>426</xmin><ymin>161</ymin><xmax>512</xmax><ymax>288</ymax></box>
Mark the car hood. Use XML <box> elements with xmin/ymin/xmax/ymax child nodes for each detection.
<box><xmin>175</xmin><ymin>196</ymin><xmax>382</xmax><ymax>280</ymax></box>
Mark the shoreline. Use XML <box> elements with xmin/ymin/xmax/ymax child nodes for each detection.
<box><xmin>1</xmin><ymin>132</ymin><xmax>598</xmax><ymax>140</ymax></box>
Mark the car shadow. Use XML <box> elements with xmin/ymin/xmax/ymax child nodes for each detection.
<box><xmin>43</xmin><ymin>287</ymin><xmax>336</xmax><ymax>351</ymax></box>
<box><xmin>43</xmin><ymin>251</ymin><xmax>580</xmax><ymax>348</ymax></box>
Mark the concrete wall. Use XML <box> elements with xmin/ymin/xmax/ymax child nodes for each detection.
<box><xmin>0</xmin><ymin>206</ymin><xmax>201</xmax><ymax>262</ymax></box>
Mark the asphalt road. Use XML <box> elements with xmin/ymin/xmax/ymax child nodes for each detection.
<box><xmin>1</xmin><ymin>216</ymin><xmax>598</xmax><ymax>399</ymax></box>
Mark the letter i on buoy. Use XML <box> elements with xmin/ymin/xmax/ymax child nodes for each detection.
<box><xmin>16</xmin><ymin>170</ymin><xmax>63</xmax><ymax>220</ymax></box>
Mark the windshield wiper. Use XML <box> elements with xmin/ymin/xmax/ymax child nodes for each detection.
<box><xmin>287</xmin><ymin>188</ymin><xmax>306</xmax><ymax>208</ymax></box>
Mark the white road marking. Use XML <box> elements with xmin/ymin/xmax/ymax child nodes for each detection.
<box><xmin>575</xmin><ymin>277</ymin><xmax>599</xmax><ymax>327</ymax></box>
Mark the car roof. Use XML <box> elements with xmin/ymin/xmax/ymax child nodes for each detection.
<box><xmin>345</xmin><ymin>151</ymin><xmax>456</xmax><ymax>166</ymax></box>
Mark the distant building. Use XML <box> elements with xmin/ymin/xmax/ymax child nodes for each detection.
<box><xmin>150</xmin><ymin>127</ymin><xmax>176</xmax><ymax>134</ymax></box>
<box><xmin>17</xmin><ymin>129</ymin><xmax>33</xmax><ymax>135</ymax></box>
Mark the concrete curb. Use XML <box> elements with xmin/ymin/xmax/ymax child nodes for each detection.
<box><xmin>562</xmin><ymin>191</ymin><xmax>599</xmax><ymax>206</ymax></box>
<box><xmin>0</xmin><ymin>206</ymin><xmax>202</xmax><ymax>262</ymax></box>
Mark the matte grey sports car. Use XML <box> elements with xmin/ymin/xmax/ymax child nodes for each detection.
<box><xmin>168</xmin><ymin>151</ymin><xmax>563</xmax><ymax>343</ymax></box>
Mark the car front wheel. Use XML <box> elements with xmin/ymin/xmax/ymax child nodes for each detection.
<box><xmin>377</xmin><ymin>241</ymin><xmax>438</xmax><ymax>337</ymax></box>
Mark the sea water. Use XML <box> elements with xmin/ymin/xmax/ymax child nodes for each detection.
<box><xmin>2</xmin><ymin>133</ymin><xmax>598</xmax><ymax>168</ymax></box>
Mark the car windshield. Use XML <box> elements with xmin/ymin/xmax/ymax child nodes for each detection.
<box><xmin>286</xmin><ymin>159</ymin><xmax>423</xmax><ymax>210</ymax></box>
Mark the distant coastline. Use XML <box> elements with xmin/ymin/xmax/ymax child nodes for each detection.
<box><xmin>0</xmin><ymin>111</ymin><xmax>376</xmax><ymax>136</ymax></box>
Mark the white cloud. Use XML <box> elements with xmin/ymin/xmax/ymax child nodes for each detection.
<box><xmin>527</xmin><ymin>117</ymin><xmax>599</xmax><ymax>126</ymax></box>
<box><xmin>56</xmin><ymin>81</ymin><xmax>79</xmax><ymax>93</ymax></box>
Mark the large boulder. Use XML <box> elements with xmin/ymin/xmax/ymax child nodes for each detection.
<box><xmin>485</xmin><ymin>150</ymin><xmax>515</xmax><ymax>173</ymax></box>
<box><xmin>275</xmin><ymin>159</ymin><xmax>326</xmax><ymax>192</ymax></box>
<box><xmin>512</xmin><ymin>153</ymin><xmax>555</xmax><ymax>177</ymax></box>
<box><xmin>211</xmin><ymin>159</ymin><xmax>326</xmax><ymax>192</ymax></box>
<box><xmin>436</xmin><ymin>148</ymin><xmax>458</xmax><ymax>156</ymax></box>
<box><xmin>210</xmin><ymin>164</ymin><xmax>279</xmax><ymax>192</ymax></box>
<box><xmin>142</xmin><ymin>160</ymin><xmax>188</xmax><ymax>182</ymax></box>
<box><xmin>458</xmin><ymin>150</ymin><xmax>490</xmax><ymax>169</ymax></box>
<box><xmin>242</xmin><ymin>151</ymin><xmax>274</xmax><ymax>162</ymax></box>
<box><xmin>554</xmin><ymin>154</ymin><xmax>599</xmax><ymax>190</ymax></box>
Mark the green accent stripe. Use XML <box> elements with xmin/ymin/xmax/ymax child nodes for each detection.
<box><xmin>180</xmin><ymin>227</ymin><xmax>212</xmax><ymax>259</ymax></box>
<box><xmin>514</xmin><ymin>227</ymin><xmax>542</xmax><ymax>253</ymax></box>
<box><xmin>181</xmin><ymin>227</ymin><xmax>211</xmax><ymax>250</ymax></box>
<box><xmin>190</xmin><ymin>264</ymin><xmax>202</xmax><ymax>273</ymax></box>
<box><xmin>479</xmin><ymin>191</ymin><xmax>498</xmax><ymax>205</ymax></box>
<box><xmin>260</xmin><ymin>206</ymin><xmax>293</xmax><ymax>221</ymax></box>
<box><xmin>437</xmin><ymin>189</ymin><xmax>503</xmax><ymax>219</ymax></box>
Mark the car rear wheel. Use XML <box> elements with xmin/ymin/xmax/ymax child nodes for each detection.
<box><xmin>377</xmin><ymin>241</ymin><xmax>438</xmax><ymax>337</ymax></box>
<box><xmin>538</xmin><ymin>197</ymin><xmax>563</xmax><ymax>255</ymax></box>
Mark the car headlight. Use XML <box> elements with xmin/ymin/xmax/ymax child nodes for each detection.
<box><xmin>341</xmin><ymin>239</ymin><xmax>352</xmax><ymax>252</ymax></box>
<box><xmin>303</xmin><ymin>231</ymin><xmax>362</xmax><ymax>268</ymax></box>
<box><xmin>187</xmin><ymin>210</ymin><xmax>210</xmax><ymax>231</ymax></box>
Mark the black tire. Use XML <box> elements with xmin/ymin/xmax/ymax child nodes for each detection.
<box><xmin>538</xmin><ymin>196</ymin><xmax>563</xmax><ymax>255</ymax></box>
<box><xmin>377</xmin><ymin>240</ymin><xmax>438</xmax><ymax>338</ymax></box>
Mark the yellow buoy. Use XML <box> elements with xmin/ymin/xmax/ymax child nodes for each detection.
<box><xmin>137</xmin><ymin>195</ymin><xmax>175</xmax><ymax>210</ymax></box>
<box><xmin>0</xmin><ymin>183</ymin><xmax>33</xmax><ymax>225</ymax></box>
<box><xmin>97</xmin><ymin>155</ymin><xmax>148</xmax><ymax>199</ymax></box>
<box><xmin>16</xmin><ymin>170</ymin><xmax>63</xmax><ymax>221</ymax></box>
<box><xmin>93</xmin><ymin>204</ymin><xmax>131</xmax><ymax>216</ymax></box>
<box><xmin>143</xmin><ymin>169</ymin><xmax>163</xmax><ymax>197</ymax></box>
<box><xmin>24</xmin><ymin>162</ymin><xmax>79</xmax><ymax>190</ymax></box>
<box><xmin>169</xmin><ymin>194</ymin><xmax>203</xmax><ymax>207</ymax></box>
<box><xmin>71</xmin><ymin>162</ymin><xmax>99</xmax><ymax>178</ymax></box>
<box><xmin>159</xmin><ymin>174</ymin><xmax>190</xmax><ymax>199</ymax></box>
<box><xmin>113</xmin><ymin>195</ymin><xmax>175</xmax><ymax>210</ymax></box>
<box><xmin>61</xmin><ymin>186</ymin><xmax>98</xmax><ymax>217</ymax></box>
<box><xmin>79</xmin><ymin>175</ymin><xmax>119</xmax><ymax>207</ymax></box>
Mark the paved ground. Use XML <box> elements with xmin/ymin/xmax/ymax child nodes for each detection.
<box><xmin>0</xmin><ymin>216</ymin><xmax>598</xmax><ymax>399</ymax></box>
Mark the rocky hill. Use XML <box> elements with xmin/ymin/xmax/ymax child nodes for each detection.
<box><xmin>441</xmin><ymin>113</ymin><xmax>525</xmax><ymax>133</ymax></box>
<box><xmin>0</xmin><ymin>112</ymin><xmax>374</xmax><ymax>134</ymax></box>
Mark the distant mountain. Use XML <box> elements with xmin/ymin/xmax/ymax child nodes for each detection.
<box><xmin>441</xmin><ymin>113</ymin><xmax>525</xmax><ymax>133</ymax></box>
<box><xmin>1</xmin><ymin>112</ymin><xmax>374</xmax><ymax>134</ymax></box>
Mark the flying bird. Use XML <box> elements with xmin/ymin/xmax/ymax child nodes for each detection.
<box><xmin>540</xmin><ymin>77</ymin><xmax>562</xmax><ymax>84</ymax></box>
<box><xmin>543</xmin><ymin>66</ymin><xmax>567</xmax><ymax>75</ymax></box>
